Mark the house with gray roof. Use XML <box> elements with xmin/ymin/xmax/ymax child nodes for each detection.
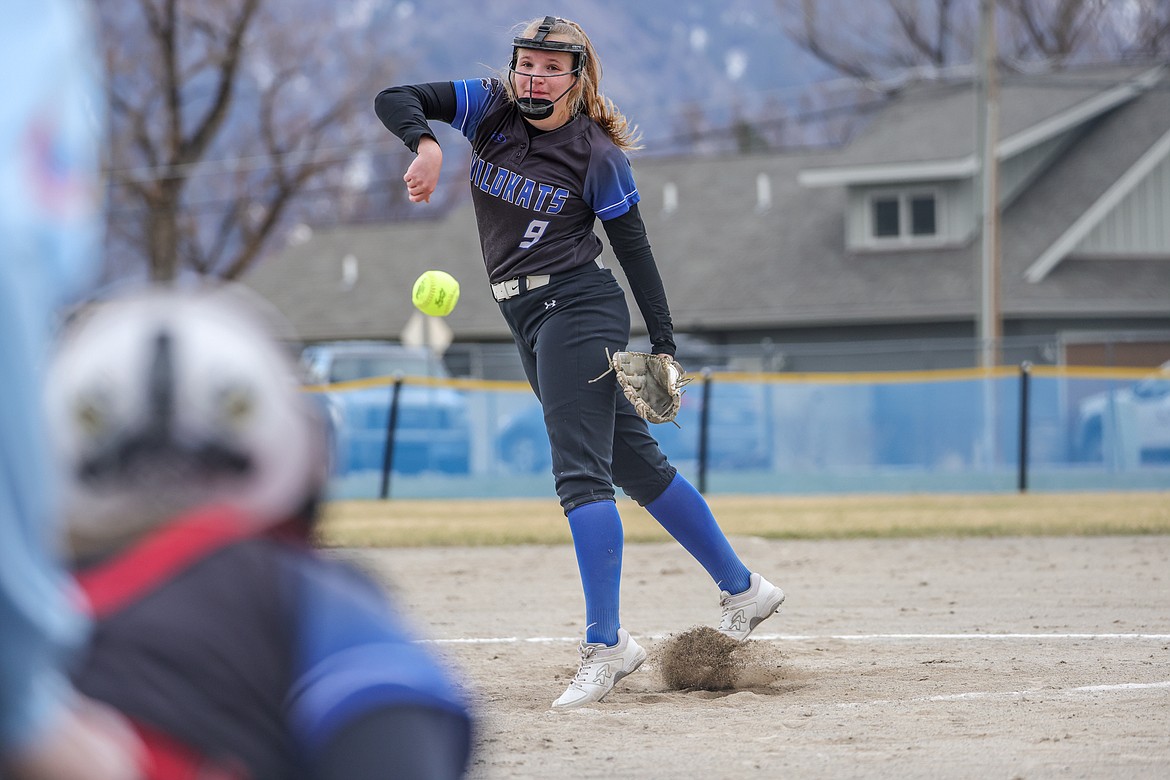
<box><xmin>245</xmin><ymin>63</ymin><xmax>1170</xmax><ymax>376</ymax></box>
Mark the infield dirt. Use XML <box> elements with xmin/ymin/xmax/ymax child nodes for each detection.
<box><xmin>334</xmin><ymin>533</ymin><xmax>1170</xmax><ymax>779</ymax></box>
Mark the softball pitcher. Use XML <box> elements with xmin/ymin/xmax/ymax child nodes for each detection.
<box><xmin>376</xmin><ymin>15</ymin><xmax>784</xmax><ymax>709</ymax></box>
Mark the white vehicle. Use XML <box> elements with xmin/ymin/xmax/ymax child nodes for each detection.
<box><xmin>1073</xmin><ymin>361</ymin><xmax>1170</xmax><ymax>463</ymax></box>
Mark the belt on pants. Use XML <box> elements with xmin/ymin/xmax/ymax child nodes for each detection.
<box><xmin>491</xmin><ymin>258</ymin><xmax>604</xmax><ymax>302</ymax></box>
<box><xmin>490</xmin><ymin>274</ymin><xmax>551</xmax><ymax>301</ymax></box>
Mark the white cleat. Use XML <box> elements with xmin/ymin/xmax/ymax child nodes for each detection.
<box><xmin>552</xmin><ymin>628</ymin><xmax>647</xmax><ymax>710</ymax></box>
<box><xmin>718</xmin><ymin>573</ymin><xmax>785</xmax><ymax>641</ymax></box>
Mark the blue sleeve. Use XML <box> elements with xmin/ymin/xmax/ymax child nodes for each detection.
<box><xmin>0</xmin><ymin>262</ymin><xmax>82</xmax><ymax>752</ymax></box>
<box><xmin>286</xmin><ymin>558</ymin><xmax>472</xmax><ymax>757</ymax></box>
<box><xmin>0</xmin><ymin>0</ymin><xmax>102</xmax><ymax>753</ymax></box>
<box><xmin>585</xmin><ymin>144</ymin><xmax>640</xmax><ymax>221</ymax></box>
<box><xmin>450</xmin><ymin>77</ymin><xmax>499</xmax><ymax>143</ymax></box>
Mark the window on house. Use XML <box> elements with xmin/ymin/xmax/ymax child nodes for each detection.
<box><xmin>872</xmin><ymin>197</ymin><xmax>900</xmax><ymax>237</ymax></box>
<box><xmin>868</xmin><ymin>190</ymin><xmax>940</xmax><ymax>242</ymax></box>
<box><xmin>910</xmin><ymin>195</ymin><xmax>936</xmax><ymax>236</ymax></box>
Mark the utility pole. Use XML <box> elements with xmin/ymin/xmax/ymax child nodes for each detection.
<box><xmin>976</xmin><ymin>0</ymin><xmax>1002</xmax><ymax>369</ymax></box>
<box><xmin>975</xmin><ymin>0</ymin><xmax>1002</xmax><ymax>469</ymax></box>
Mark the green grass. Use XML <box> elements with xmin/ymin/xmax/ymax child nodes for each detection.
<box><xmin>317</xmin><ymin>491</ymin><xmax>1170</xmax><ymax>547</ymax></box>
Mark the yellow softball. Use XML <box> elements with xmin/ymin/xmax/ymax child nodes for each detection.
<box><xmin>411</xmin><ymin>270</ymin><xmax>460</xmax><ymax>317</ymax></box>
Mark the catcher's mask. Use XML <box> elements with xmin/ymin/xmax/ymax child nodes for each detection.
<box><xmin>509</xmin><ymin>15</ymin><xmax>586</xmax><ymax>119</ymax></box>
<box><xmin>45</xmin><ymin>284</ymin><xmax>328</xmax><ymax>554</ymax></box>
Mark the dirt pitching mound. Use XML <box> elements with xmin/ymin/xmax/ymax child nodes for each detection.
<box><xmin>659</xmin><ymin>626</ymin><xmax>784</xmax><ymax>691</ymax></box>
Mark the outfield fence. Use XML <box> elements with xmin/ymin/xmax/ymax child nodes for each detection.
<box><xmin>308</xmin><ymin>365</ymin><xmax>1170</xmax><ymax>500</ymax></box>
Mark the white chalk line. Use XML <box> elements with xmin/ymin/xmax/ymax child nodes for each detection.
<box><xmin>931</xmin><ymin>681</ymin><xmax>1170</xmax><ymax>700</ymax></box>
<box><xmin>837</xmin><ymin>680</ymin><xmax>1170</xmax><ymax>709</ymax></box>
<box><xmin>422</xmin><ymin>632</ymin><xmax>1170</xmax><ymax>645</ymax></box>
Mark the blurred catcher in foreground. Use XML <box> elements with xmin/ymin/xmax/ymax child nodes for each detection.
<box><xmin>45</xmin><ymin>285</ymin><xmax>474</xmax><ymax>779</ymax></box>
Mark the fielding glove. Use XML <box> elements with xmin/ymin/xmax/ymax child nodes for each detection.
<box><xmin>610</xmin><ymin>351</ymin><xmax>690</xmax><ymax>425</ymax></box>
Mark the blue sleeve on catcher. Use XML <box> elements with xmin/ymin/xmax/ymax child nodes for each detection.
<box><xmin>0</xmin><ymin>0</ymin><xmax>103</xmax><ymax>753</ymax></box>
<box><xmin>286</xmin><ymin>558</ymin><xmax>471</xmax><ymax>756</ymax></box>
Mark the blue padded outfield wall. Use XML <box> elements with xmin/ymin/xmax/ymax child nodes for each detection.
<box><xmin>309</xmin><ymin>366</ymin><xmax>1170</xmax><ymax>500</ymax></box>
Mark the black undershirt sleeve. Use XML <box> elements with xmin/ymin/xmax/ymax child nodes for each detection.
<box><xmin>601</xmin><ymin>203</ymin><xmax>677</xmax><ymax>356</ymax></box>
<box><xmin>374</xmin><ymin>82</ymin><xmax>457</xmax><ymax>153</ymax></box>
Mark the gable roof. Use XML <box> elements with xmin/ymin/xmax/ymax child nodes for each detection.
<box><xmin>798</xmin><ymin>65</ymin><xmax>1165</xmax><ymax>186</ymax></box>
<box><xmin>995</xmin><ymin>77</ymin><xmax>1170</xmax><ymax>309</ymax></box>
<box><xmin>1024</xmin><ymin>124</ymin><xmax>1170</xmax><ymax>282</ymax></box>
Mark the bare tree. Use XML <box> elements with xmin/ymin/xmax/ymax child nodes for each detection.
<box><xmin>776</xmin><ymin>0</ymin><xmax>980</xmax><ymax>88</ymax></box>
<box><xmin>776</xmin><ymin>0</ymin><xmax>1169</xmax><ymax>85</ymax></box>
<box><xmin>100</xmin><ymin>0</ymin><xmax>392</xmax><ymax>282</ymax></box>
<box><xmin>999</xmin><ymin>0</ymin><xmax>1112</xmax><ymax>64</ymax></box>
<box><xmin>1116</xmin><ymin>0</ymin><xmax>1170</xmax><ymax>59</ymax></box>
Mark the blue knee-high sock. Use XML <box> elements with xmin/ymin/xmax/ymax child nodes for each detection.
<box><xmin>566</xmin><ymin>501</ymin><xmax>624</xmax><ymax>646</ymax></box>
<box><xmin>646</xmin><ymin>473</ymin><xmax>751</xmax><ymax>595</ymax></box>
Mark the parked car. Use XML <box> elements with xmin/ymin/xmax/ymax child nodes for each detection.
<box><xmin>1073</xmin><ymin>361</ymin><xmax>1170</xmax><ymax>463</ymax></box>
<box><xmin>301</xmin><ymin>341</ymin><xmax>471</xmax><ymax>475</ymax></box>
<box><xmin>494</xmin><ymin>376</ymin><xmax>772</xmax><ymax>473</ymax></box>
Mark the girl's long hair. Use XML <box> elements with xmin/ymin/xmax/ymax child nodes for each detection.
<box><xmin>501</xmin><ymin>16</ymin><xmax>642</xmax><ymax>152</ymax></box>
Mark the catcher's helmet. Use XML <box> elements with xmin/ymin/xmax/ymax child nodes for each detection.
<box><xmin>509</xmin><ymin>16</ymin><xmax>586</xmax><ymax>119</ymax></box>
<box><xmin>45</xmin><ymin>284</ymin><xmax>327</xmax><ymax>554</ymax></box>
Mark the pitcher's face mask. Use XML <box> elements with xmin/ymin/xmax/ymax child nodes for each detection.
<box><xmin>509</xmin><ymin>16</ymin><xmax>586</xmax><ymax>119</ymax></box>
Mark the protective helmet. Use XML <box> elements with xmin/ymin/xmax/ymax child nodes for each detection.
<box><xmin>509</xmin><ymin>16</ymin><xmax>586</xmax><ymax>119</ymax></box>
<box><xmin>45</xmin><ymin>284</ymin><xmax>327</xmax><ymax>556</ymax></box>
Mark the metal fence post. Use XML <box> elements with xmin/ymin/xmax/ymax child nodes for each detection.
<box><xmin>1017</xmin><ymin>361</ymin><xmax>1031</xmax><ymax>493</ymax></box>
<box><xmin>697</xmin><ymin>369</ymin><xmax>712</xmax><ymax>494</ymax></box>
<box><xmin>379</xmin><ymin>375</ymin><xmax>405</xmax><ymax>500</ymax></box>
